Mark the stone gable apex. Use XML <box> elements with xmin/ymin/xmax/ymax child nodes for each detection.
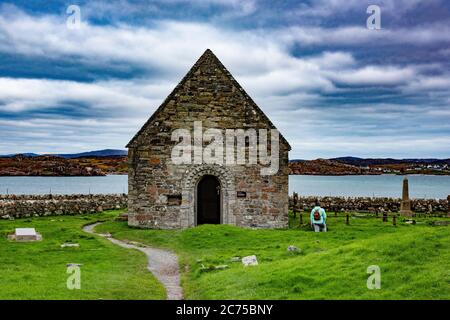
<box><xmin>126</xmin><ymin>49</ymin><xmax>291</xmax><ymax>150</ymax></box>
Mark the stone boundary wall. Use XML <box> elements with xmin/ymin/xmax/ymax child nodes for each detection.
<box><xmin>0</xmin><ymin>194</ymin><xmax>127</xmax><ymax>219</ymax></box>
<box><xmin>289</xmin><ymin>196</ymin><xmax>450</xmax><ymax>213</ymax></box>
<box><xmin>1</xmin><ymin>193</ymin><xmax>448</xmax><ymax>219</ymax></box>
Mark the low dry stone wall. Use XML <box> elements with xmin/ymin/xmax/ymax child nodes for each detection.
<box><xmin>290</xmin><ymin>196</ymin><xmax>450</xmax><ymax>214</ymax></box>
<box><xmin>0</xmin><ymin>194</ymin><xmax>127</xmax><ymax>219</ymax></box>
<box><xmin>1</xmin><ymin>193</ymin><xmax>448</xmax><ymax>220</ymax></box>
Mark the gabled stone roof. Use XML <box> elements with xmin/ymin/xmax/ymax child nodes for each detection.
<box><xmin>127</xmin><ymin>49</ymin><xmax>291</xmax><ymax>150</ymax></box>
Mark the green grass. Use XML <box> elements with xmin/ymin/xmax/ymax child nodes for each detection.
<box><xmin>95</xmin><ymin>213</ymin><xmax>450</xmax><ymax>300</ymax></box>
<box><xmin>0</xmin><ymin>211</ymin><xmax>165</xmax><ymax>300</ymax></box>
<box><xmin>1</xmin><ymin>211</ymin><xmax>448</xmax><ymax>300</ymax></box>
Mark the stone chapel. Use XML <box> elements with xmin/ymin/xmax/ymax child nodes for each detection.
<box><xmin>126</xmin><ymin>49</ymin><xmax>290</xmax><ymax>229</ymax></box>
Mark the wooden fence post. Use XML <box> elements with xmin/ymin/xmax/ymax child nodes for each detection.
<box><xmin>393</xmin><ymin>215</ymin><xmax>397</xmax><ymax>226</ymax></box>
<box><xmin>447</xmin><ymin>195</ymin><xmax>450</xmax><ymax>217</ymax></box>
<box><xmin>299</xmin><ymin>213</ymin><xmax>303</xmax><ymax>225</ymax></box>
<box><xmin>293</xmin><ymin>192</ymin><xmax>298</xmax><ymax>219</ymax></box>
<box><xmin>383</xmin><ymin>212</ymin><xmax>388</xmax><ymax>222</ymax></box>
<box><xmin>346</xmin><ymin>214</ymin><xmax>349</xmax><ymax>225</ymax></box>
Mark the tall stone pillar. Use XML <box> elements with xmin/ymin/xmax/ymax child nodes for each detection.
<box><xmin>399</xmin><ymin>176</ymin><xmax>413</xmax><ymax>216</ymax></box>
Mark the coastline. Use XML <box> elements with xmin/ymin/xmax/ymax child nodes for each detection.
<box><xmin>1</xmin><ymin>172</ymin><xmax>450</xmax><ymax>177</ymax></box>
<box><xmin>1</xmin><ymin>154</ymin><xmax>449</xmax><ymax>176</ymax></box>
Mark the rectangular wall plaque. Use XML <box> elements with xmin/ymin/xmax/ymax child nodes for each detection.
<box><xmin>237</xmin><ymin>191</ymin><xmax>247</xmax><ymax>198</ymax></box>
<box><xmin>167</xmin><ymin>194</ymin><xmax>182</xmax><ymax>206</ymax></box>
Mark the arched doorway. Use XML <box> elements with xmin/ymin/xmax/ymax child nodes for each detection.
<box><xmin>180</xmin><ymin>165</ymin><xmax>235</xmax><ymax>228</ymax></box>
<box><xmin>197</xmin><ymin>175</ymin><xmax>221</xmax><ymax>225</ymax></box>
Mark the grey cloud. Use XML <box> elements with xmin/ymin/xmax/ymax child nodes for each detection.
<box><xmin>0</xmin><ymin>4</ymin><xmax>449</xmax><ymax>158</ymax></box>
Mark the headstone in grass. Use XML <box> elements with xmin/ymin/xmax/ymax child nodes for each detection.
<box><xmin>61</xmin><ymin>243</ymin><xmax>80</xmax><ymax>248</ymax></box>
<box><xmin>200</xmin><ymin>264</ymin><xmax>228</xmax><ymax>272</ymax></box>
<box><xmin>405</xmin><ymin>220</ymin><xmax>416</xmax><ymax>225</ymax></box>
<box><xmin>215</xmin><ymin>265</ymin><xmax>228</xmax><ymax>270</ymax></box>
<box><xmin>9</xmin><ymin>228</ymin><xmax>42</xmax><ymax>241</ymax></box>
<box><xmin>434</xmin><ymin>221</ymin><xmax>450</xmax><ymax>226</ymax></box>
<box><xmin>242</xmin><ymin>255</ymin><xmax>258</xmax><ymax>266</ymax></box>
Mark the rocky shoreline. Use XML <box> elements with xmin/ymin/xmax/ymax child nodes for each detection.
<box><xmin>289</xmin><ymin>158</ymin><xmax>450</xmax><ymax>176</ymax></box>
<box><xmin>0</xmin><ymin>154</ymin><xmax>127</xmax><ymax>176</ymax></box>
<box><xmin>2</xmin><ymin>154</ymin><xmax>449</xmax><ymax>176</ymax></box>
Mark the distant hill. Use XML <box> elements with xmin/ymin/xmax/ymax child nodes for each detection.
<box><xmin>56</xmin><ymin>149</ymin><xmax>127</xmax><ymax>159</ymax></box>
<box><xmin>330</xmin><ymin>157</ymin><xmax>450</xmax><ymax>166</ymax></box>
<box><xmin>289</xmin><ymin>157</ymin><xmax>450</xmax><ymax>175</ymax></box>
<box><xmin>0</xmin><ymin>153</ymin><xmax>40</xmax><ymax>158</ymax></box>
<box><xmin>0</xmin><ymin>149</ymin><xmax>127</xmax><ymax>159</ymax></box>
<box><xmin>289</xmin><ymin>158</ymin><xmax>364</xmax><ymax>175</ymax></box>
<box><xmin>1</xmin><ymin>151</ymin><xmax>449</xmax><ymax>176</ymax></box>
<box><xmin>0</xmin><ymin>153</ymin><xmax>127</xmax><ymax>176</ymax></box>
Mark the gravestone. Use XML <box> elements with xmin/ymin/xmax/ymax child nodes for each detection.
<box><xmin>242</xmin><ymin>255</ymin><xmax>258</xmax><ymax>266</ymax></box>
<box><xmin>12</xmin><ymin>228</ymin><xmax>41</xmax><ymax>241</ymax></box>
<box><xmin>61</xmin><ymin>243</ymin><xmax>80</xmax><ymax>248</ymax></box>
<box><xmin>434</xmin><ymin>220</ymin><xmax>450</xmax><ymax>226</ymax></box>
<box><xmin>399</xmin><ymin>177</ymin><xmax>413</xmax><ymax>216</ymax></box>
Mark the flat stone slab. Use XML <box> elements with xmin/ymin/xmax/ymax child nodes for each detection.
<box><xmin>61</xmin><ymin>243</ymin><xmax>80</xmax><ymax>248</ymax></box>
<box><xmin>9</xmin><ymin>228</ymin><xmax>42</xmax><ymax>241</ymax></box>
<box><xmin>434</xmin><ymin>221</ymin><xmax>450</xmax><ymax>226</ymax></box>
<box><xmin>287</xmin><ymin>245</ymin><xmax>300</xmax><ymax>252</ymax></box>
<box><xmin>16</xmin><ymin>228</ymin><xmax>37</xmax><ymax>236</ymax></box>
<box><xmin>242</xmin><ymin>255</ymin><xmax>258</xmax><ymax>266</ymax></box>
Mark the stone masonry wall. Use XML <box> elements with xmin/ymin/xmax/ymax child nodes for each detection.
<box><xmin>289</xmin><ymin>196</ymin><xmax>450</xmax><ymax>214</ymax></box>
<box><xmin>1</xmin><ymin>194</ymin><xmax>447</xmax><ymax>220</ymax></box>
<box><xmin>0</xmin><ymin>194</ymin><xmax>127</xmax><ymax>219</ymax></box>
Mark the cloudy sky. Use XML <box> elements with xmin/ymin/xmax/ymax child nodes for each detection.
<box><xmin>0</xmin><ymin>0</ymin><xmax>449</xmax><ymax>159</ymax></box>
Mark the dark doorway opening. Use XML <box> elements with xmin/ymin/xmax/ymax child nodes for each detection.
<box><xmin>197</xmin><ymin>175</ymin><xmax>221</xmax><ymax>225</ymax></box>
